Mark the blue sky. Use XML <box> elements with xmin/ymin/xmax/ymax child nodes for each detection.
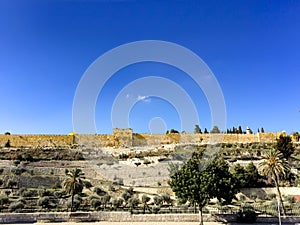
<box><xmin>0</xmin><ymin>0</ymin><xmax>299</xmax><ymax>134</ymax></box>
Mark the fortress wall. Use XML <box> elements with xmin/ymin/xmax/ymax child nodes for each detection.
<box><xmin>0</xmin><ymin>131</ymin><xmax>288</xmax><ymax>148</ymax></box>
<box><xmin>258</xmin><ymin>132</ymin><xmax>281</xmax><ymax>142</ymax></box>
<box><xmin>0</xmin><ymin>135</ymin><xmax>73</xmax><ymax>148</ymax></box>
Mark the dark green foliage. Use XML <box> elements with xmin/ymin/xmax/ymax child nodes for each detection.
<box><xmin>169</xmin><ymin>151</ymin><xmax>239</xmax><ymax>225</ymax></box>
<box><xmin>285</xmin><ymin>195</ymin><xmax>296</xmax><ymax>204</ymax></box>
<box><xmin>128</xmin><ymin>197</ymin><xmax>139</xmax><ymax>211</ymax></box>
<box><xmin>90</xmin><ymin>198</ymin><xmax>101</xmax><ymax>210</ymax></box>
<box><xmin>101</xmin><ymin>194</ymin><xmax>111</xmax><ymax>208</ymax></box>
<box><xmin>4</xmin><ymin>132</ymin><xmax>11</xmax><ymax>135</ymax></box>
<box><xmin>0</xmin><ymin>196</ymin><xmax>9</xmax><ymax>205</ymax></box>
<box><xmin>204</xmin><ymin>128</ymin><xmax>209</xmax><ymax>134</ymax></box>
<box><xmin>5</xmin><ymin>140</ymin><xmax>11</xmax><ymax>147</ymax></box>
<box><xmin>38</xmin><ymin>196</ymin><xmax>51</xmax><ymax>209</ymax></box>
<box><xmin>231</xmin><ymin>163</ymin><xmax>260</xmax><ymax>188</ymax></box>
<box><xmin>210</xmin><ymin>125</ymin><xmax>220</xmax><ymax>133</ymax></box>
<box><xmin>112</xmin><ymin>198</ymin><xmax>123</xmax><ymax>209</ymax></box>
<box><xmin>168</xmin><ymin>129</ymin><xmax>179</xmax><ymax>134</ymax></box>
<box><xmin>20</xmin><ymin>188</ymin><xmax>37</xmax><ymax>197</ymax></box>
<box><xmin>9</xmin><ymin>201</ymin><xmax>24</xmax><ymax>212</ymax></box>
<box><xmin>0</xmin><ymin>179</ymin><xmax>3</xmax><ymax>186</ymax></box>
<box><xmin>276</xmin><ymin>135</ymin><xmax>295</xmax><ymax>160</ymax></box>
<box><xmin>93</xmin><ymin>186</ymin><xmax>106</xmax><ymax>196</ymax></box>
<box><xmin>0</xmin><ymin>168</ymin><xmax>4</xmax><ymax>174</ymax></box>
<box><xmin>6</xmin><ymin>179</ymin><xmax>18</xmax><ymax>189</ymax></box>
<box><xmin>194</xmin><ymin>125</ymin><xmax>202</xmax><ymax>134</ymax></box>
<box><xmin>54</xmin><ymin>190</ymin><xmax>66</xmax><ymax>198</ymax></box>
<box><xmin>153</xmin><ymin>196</ymin><xmax>163</xmax><ymax>206</ymax></box>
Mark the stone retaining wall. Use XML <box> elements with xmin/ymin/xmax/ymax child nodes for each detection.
<box><xmin>1</xmin><ymin>212</ymin><xmax>300</xmax><ymax>224</ymax></box>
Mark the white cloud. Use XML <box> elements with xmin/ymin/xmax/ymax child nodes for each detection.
<box><xmin>137</xmin><ymin>95</ymin><xmax>151</xmax><ymax>103</ymax></box>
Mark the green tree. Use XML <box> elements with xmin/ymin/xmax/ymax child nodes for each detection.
<box><xmin>276</xmin><ymin>135</ymin><xmax>295</xmax><ymax>160</ymax></box>
<box><xmin>259</xmin><ymin>149</ymin><xmax>290</xmax><ymax>216</ymax></box>
<box><xmin>203</xmin><ymin>128</ymin><xmax>209</xmax><ymax>134</ymax></box>
<box><xmin>238</xmin><ymin>126</ymin><xmax>243</xmax><ymax>134</ymax></box>
<box><xmin>261</xmin><ymin>127</ymin><xmax>265</xmax><ymax>133</ymax></box>
<box><xmin>210</xmin><ymin>125</ymin><xmax>220</xmax><ymax>134</ymax></box>
<box><xmin>194</xmin><ymin>125</ymin><xmax>202</xmax><ymax>134</ymax></box>
<box><xmin>141</xmin><ymin>195</ymin><xmax>151</xmax><ymax>213</ymax></box>
<box><xmin>232</xmin><ymin>163</ymin><xmax>259</xmax><ymax>188</ymax></box>
<box><xmin>169</xmin><ymin>151</ymin><xmax>238</xmax><ymax>225</ymax></box>
<box><xmin>63</xmin><ymin>168</ymin><xmax>86</xmax><ymax>212</ymax></box>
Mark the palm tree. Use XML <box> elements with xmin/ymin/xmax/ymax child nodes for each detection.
<box><xmin>63</xmin><ymin>168</ymin><xmax>85</xmax><ymax>212</ymax></box>
<box><xmin>259</xmin><ymin>149</ymin><xmax>290</xmax><ymax>216</ymax></box>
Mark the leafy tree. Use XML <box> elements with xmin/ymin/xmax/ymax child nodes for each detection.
<box><xmin>5</xmin><ymin>140</ymin><xmax>11</xmax><ymax>148</ymax></box>
<box><xmin>169</xmin><ymin>129</ymin><xmax>179</xmax><ymax>134</ymax></box>
<box><xmin>63</xmin><ymin>168</ymin><xmax>86</xmax><ymax>212</ymax></box>
<box><xmin>261</xmin><ymin>127</ymin><xmax>265</xmax><ymax>133</ymax></box>
<box><xmin>169</xmin><ymin>151</ymin><xmax>238</xmax><ymax>225</ymax></box>
<box><xmin>194</xmin><ymin>125</ymin><xmax>202</xmax><ymax>134</ymax></box>
<box><xmin>153</xmin><ymin>196</ymin><xmax>163</xmax><ymax>206</ymax></box>
<box><xmin>141</xmin><ymin>195</ymin><xmax>151</xmax><ymax>213</ymax></box>
<box><xmin>259</xmin><ymin>149</ymin><xmax>290</xmax><ymax>216</ymax></box>
<box><xmin>210</xmin><ymin>125</ymin><xmax>220</xmax><ymax>134</ymax></box>
<box><xmin>238</xmin><ymin>126</ymin><xmax>243</xmax><ymax>134</ymax></box>
<box><xmin>276</xmin><ymin>135</ymin><xmax>295</xmax><ymax>160</ymax></box>
<box><xmin>203</xmin><ymin>128</ymin><xmax>209</xmax><ymax>134</ymax></box>
<box><xmin>101</xmin><ymin>194</ymin><xmax>111</xmax><ymax>209</ymax></box>
<box><xmin>128</xmin><ymin>197</ymin><xmax>139</xmax><ymax>213</ymax></box>
<box><xmin>232</xmin><ymin>163</ymin><xmax>260</xmax><ymax>188</ymax></box>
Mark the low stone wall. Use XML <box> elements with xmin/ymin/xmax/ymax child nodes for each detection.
<box><xmin>1</xmin><ymin>212</ymin><xmax>300</xmax><ymax>224</ymax></box>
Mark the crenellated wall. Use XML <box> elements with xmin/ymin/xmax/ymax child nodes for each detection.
<box><xmin>0</xmin><ymin>130</ymin><xmax>289</xmax><ymax>148</ymax></box>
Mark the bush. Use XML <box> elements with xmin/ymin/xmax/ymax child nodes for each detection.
<box><xmin>0</xmin><ymin>168</ymin><xmax>4</xmax><ymax>174</ymax></box>
<box><xmin>153</xmin><ymin>196</ymin><xmax>163</xmax><ymax>206</ymax></box>
<box><xmin>112</xmin><ymin>198</ymin><xmax>123</xmax><ymax>209</ymax></box>
<box><xmin>38</xmin><ymin>196</ymin><xmax>50</xmax><ymax>208</ymax></box>
<box><xmin>20</xmin><ymin>188</ymin><xmax>37</xmax><ymax>197</ymax></box>
<box><xmin>94</xmin><ymin>187</ymin><xmax>106</xmax><ymax>196</ymax></box>
<box><xmin>9</xmin><ymin>201</ymin><xmax>24</xmax><ymax>212</ymax></box>
<box><xmin>285</xmin><ymin>195</ymin><xmax>296</xmax><ymax>204</ymax></box>
<box><xmin>54</xmin><ymin>190</ymin><xmax>66</xmax><ymax>198</ymax></box>
<box><xmin>0</xmin><ymin>196</ymin><xmax>9</xmax><ymax>205</ymax></box>
<box><xmin>266</xmin><ymin>193</ymin><xmax>276</xmax><ymax>200</ymax></box>
<box><xmin>90</xmin><ymin>198</ymin><xmax>101</xmax><ymax>210</ymax></box>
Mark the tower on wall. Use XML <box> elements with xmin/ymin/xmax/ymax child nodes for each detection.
<box><xmin>113</xmin><ymin>128</ymin><xmax>133</xmax><ymax>147</ymax></box>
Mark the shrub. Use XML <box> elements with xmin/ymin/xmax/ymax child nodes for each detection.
<box><xmin>54</xmin><ymin>190</ymin><xmax>66</xmax><ymax>198</ymax></box>
<box><xmin>0</xmin><ymin>168</ymin><xmax>4</xmax><ymax>174</ymax></box>
<box><xmin>266</xmin><ymin>193</ymin><xmax>276</xmax><ymax>200</ymax></box>
<box><xmin>112</xmin><ymin>198</ymin><xmax>123</xmax><ymax>209</ymax></box>
<box><xmin>152</xmin><ymin>205</ymin><xmax>160</xmax><ymax>213</ymax></box>
<box><xmin>0</xmin><ymin>196</ymin><xmax>9</xmax><ymax>205</ymax></box>
<box><xmin>20</xmin><ymin>188</ymin><xmax>37</xmax><ymax>197</ymax></box>
<box><xmin>153</xmin><ymin>196</ymin><xmax>163</xmax><ymax>206</ymax></box>
<box><xmin>5</xmin><ymin>140</ymin><xmax>11</xmax><ymax>148</ymax></box>
<box><xmin>38</xmin><ymin>196</ymin><xmax>51</xmax><ymax>208</ymax></box>
<box><xmin>285</xmin><ymin>195</ymin><xmax>296</xmax><ymax>204</ymax></box>
<box><xmin>9</xmin><ymin>201</ymin><xmax>24</xmax><ymax>212</ymax></box>
<box><xmin>6</xmin><ymin>179</ymin><xmax>18</xmax><ymax>189</ymax></box>
<box><xmin>94</xmin><ymin>187</ymin><xmax>106</xmax><ymax>196</ymax></box>
<box><xmin>90</xmin><ymin>198</ymin><xmax>101</xmax><ymax>210</ymax></box>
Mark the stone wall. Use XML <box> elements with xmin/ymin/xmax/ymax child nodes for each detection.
<box><xmin>0</xmin><ymin>212</ymin><xmax>299</xmax><ymax>223</ymax></box>
<box><xmin>0</xmin><ymin>135</ymin><xmax>73</xmax><ymax>148</ymax></box>
<box><xmin>0</xmin><ymin>131</ymin><xmax>287</xmax><ymax>148</ymax></box>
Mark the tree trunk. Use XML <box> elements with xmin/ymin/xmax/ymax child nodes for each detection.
<box><xmin>71</xmin><ymin>193</ymin><xmax>74</xmax><ymax>212</ymax></box>
<box><xmin>198</xmin><ymin>206</ymin><xmax>203</xmax><ymax>225</ymax></box>
<box><xmin>274</xmin><ymin>173</ymin><xmax>286</xmax><ymax>216</ymax></box>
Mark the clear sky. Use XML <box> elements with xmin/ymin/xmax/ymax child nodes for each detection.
<box><xmin>0</xmin><ymin>0</ymin><xmax>299</xmax><ymax>134</ymax></box>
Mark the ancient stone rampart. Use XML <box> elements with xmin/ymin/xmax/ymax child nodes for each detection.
<box><xmin>0</xmin><ymin>130</ymin><xmax>288</xmax><ymax>148</ymax></box>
